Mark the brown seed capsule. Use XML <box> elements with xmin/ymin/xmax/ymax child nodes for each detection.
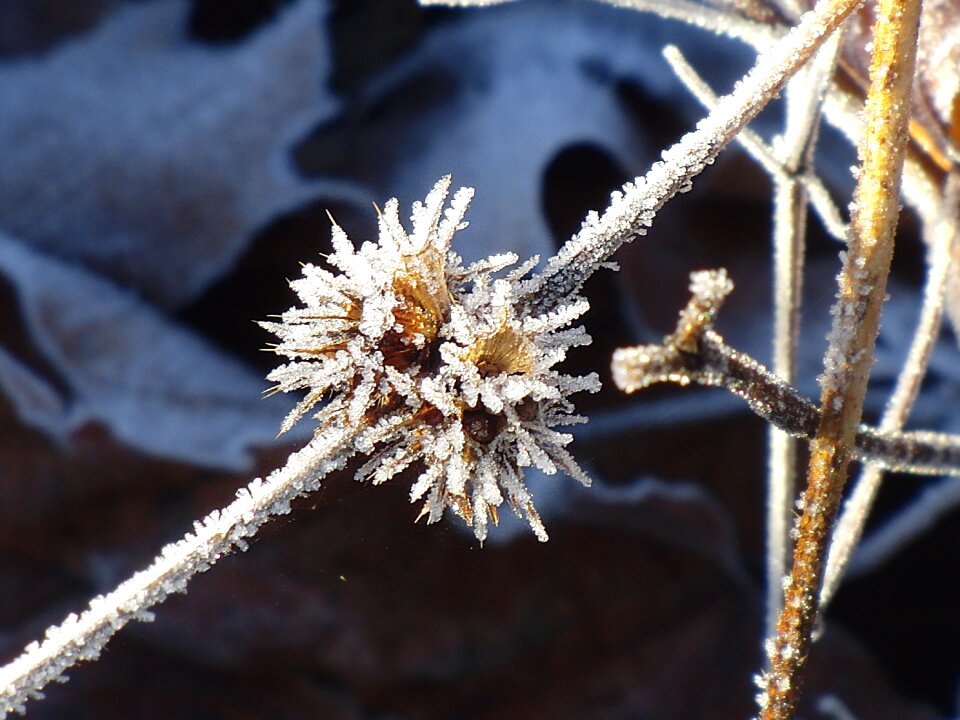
<box><xmin>516</xmin><ymin>398</ymin><xmax>539</xmax><ymax>421</ymax></box>
<box><xmin>463</xmin><ymin>408</ymin><xmax>505</xmax><ymax>444</ymax></box>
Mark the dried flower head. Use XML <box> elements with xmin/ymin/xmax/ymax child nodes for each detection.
<box><xmin>261</xmin><ymin>176</ymin><xmax>599</xmax><ymax>541</ymax></box>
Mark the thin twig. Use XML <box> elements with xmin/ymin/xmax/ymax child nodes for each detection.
<box><xmin>593</xmin><ymin>0</ymin><xmax>781</xmax><ymax>46</ymax></box>
<box><xmin>611</xmin><ymin>271</ymin><xmax>960</xmax><ymax>477</ymax></box>
<box><xmin>607</xmin><ymin>0</ymin><xmax>950</xmax><ymax>246</ymax></box>
<box><xmin>760</xmin><ymin>0</ymin><xmax>922</xmax><ymax>713</ymax></box>
<box><xmin>660</xmin><ymin>40</ymin><xmax>844</xmax><ymax>638</ymax></box>
<box><xmin>418</xmin><ymin>0</ymin><xmax>514</xmax><ymax>5</ymax></box>
<box><xmin>766</xmin><ymin>170</ymin><xmax>809</xmax><ymax>634</ymax></box>
<box><xmin>521</xmin><ymin>0</ymin><xmax>865</xmax><ymax>314</ymax></box>
<box><xmin>661</xmin><ymin>46</ymin><xmax>847</xmax><ymax>241</ymax></box>
<box><xmin>585</xmin><ymin>0</ymin><xmax>952</xmax><ymax>274</ymax></box>
<box><xmin>0</xmin><ymin>426</ymin><xmax>367</xmax><ymax>716</ymax></box>
<box><xmin>820</xmin><ymin>172</ymin><xmax>960</xmax><ymax>608</ymax></box>
<box><xmin>765</xmin><ymin>31</ymin><xmax>841</xmax><ymax>640</ymax></box>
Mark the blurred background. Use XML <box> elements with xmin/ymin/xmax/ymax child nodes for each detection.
<box><xmin>1</xmin><ymin>1</ymin><xmax>959</xmax><ymax>717</ymax></box>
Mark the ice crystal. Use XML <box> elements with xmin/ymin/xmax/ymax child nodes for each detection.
<box><xmin>261</xmin><ymin>176</ymin><xmax>599</xmax><ymax>541</ymax></box>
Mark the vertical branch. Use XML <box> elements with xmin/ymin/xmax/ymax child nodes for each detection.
<box><xmin>759</xmin><ymin>0</ymin><xmax>922</xmax><ymax>715</ymax></box>
<box><xmin>765</xmin><ymin>33</ymin><xmax>841</xmax><ymax>640</ymax></box>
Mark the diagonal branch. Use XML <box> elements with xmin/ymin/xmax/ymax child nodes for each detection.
<box><xmin>819</xmin><ymin>171</ymin><xmax>960</xmax><ymax>607</ymax></box>
<box><xmin>520</xmin><ymin>0</ymin><xmax>865</xmax><ymax>314</ymax></box>
<box><xmin>0</xmin><ymin>422</ymin><xmax>374</xmax><ymax>717</ymax></box>
<box><xmin>661</xmin><ymin>45</ymin><xmax>847</xmax><ymax>242</ymax></box>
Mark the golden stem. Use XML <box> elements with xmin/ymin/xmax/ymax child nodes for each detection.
<box><xmin>760</xmin><ymin>0</ymin><xmax>923</xmax><ymax>715</ymax></box>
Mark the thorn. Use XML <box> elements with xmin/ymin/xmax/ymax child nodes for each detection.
<box><xmin>415</xmin><ymin>504</ymin><xmax>430</xmax><ymax>523</ymax></box>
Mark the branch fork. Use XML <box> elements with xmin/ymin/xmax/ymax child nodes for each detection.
<box><xmin>613</xmin><ymin>269</ymin><xmax>960</xmax><ymax>477</ymax></box>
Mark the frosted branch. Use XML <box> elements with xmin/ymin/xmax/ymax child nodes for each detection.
<box><xmin>602</xmin><ymin>0</ymin><xmax>946</xmax><ymax>246</ymax></box>
<box><xmin>0</xmin><ymin>428</ymin><xmax>361</xmax><ymax>716</ymax></box>
<box><xmin>419</xmin><ymin>0</ymin><xmax>516</xmax><ymax>5</ymax></box>
<box><xmin>661</xmin><ymin>46</ymin><xmax>846</xmax><ymax>240</ymax></box>
<box><xmin>661</xmin><ymin>38</ymin><xmax>844</xmax><ymax>639</ymax></box>
<box><xmin>820</xmin><ymin>173</ymin><xmax>960</xmax><ymax>606</ymax></box>
<box><xmin>421</xmin><ymin>0</ymin><xmax>779</xmax><ymax>46</ymax></box>
<box><xmin>1</xmin><ymin>172</ymin><xmax>612</xmax><ymax>714</ymax></box>
<box><xmin>521</xmin><ymin>0</ymin><xmax>864</xmax><ymax>314</ymax></box>
<box><xmin>594</xmin><ymin>0</ymin><xmax>780</xmax><ymax>46</ymax></box>
<box><xmin>611</xmin><ymin>270</ymin><xmax>960</xmax><ymax>478</ymax></box>
<box><xmin>760</xmin><ymin>0</ymin><xmax>922</xmax><ymax>712</ymax></box>
<box><xmin>768</xmin><ymin>30</ymin><xmax>841</xmax><ymax>640</ymax></box>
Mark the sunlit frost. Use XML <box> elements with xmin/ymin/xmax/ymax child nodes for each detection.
<box><xmin>262</xmin><ymin>176</ymin><xmax>599</xmax><ymax>541</ymax></box>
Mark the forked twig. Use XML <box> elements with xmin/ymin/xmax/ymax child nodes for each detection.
<box><xmin>663</xmin><ymin>35</ymin><xmax>845</xmax><ymax>639</ymax></box>
<box><xmin>661</xmin><ymin>46</ymin><xmax>847</xmax><ymax>241</ymax></box>
<box><xmin>521</xmin><ymin>0</ymin><xmax>866</xmax><ymax>312</ymax></box>
<box><xmin>612</xmin><ymin>270</ymin><xmax>960</xmax><ymax>478</ymax></box>
<box><xmin>763</xmin><ymin>31</ymin><xmax>841</xmax><ymax>639</ymax></box>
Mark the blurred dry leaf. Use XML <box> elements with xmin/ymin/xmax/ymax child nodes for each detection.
<box><xmin>0</xmin><ymin>232</ymin><xmax>306</xmax><ymax>470</ymax></box>
<box><xmin>298</xmin><ymin>1</ymin><xmax>741</xmax><ymax>264</ymax></box>
<box><xmin>0</xmin><ymin>0</ymin><xmax>339</xmax><ymax>309</ymax></box>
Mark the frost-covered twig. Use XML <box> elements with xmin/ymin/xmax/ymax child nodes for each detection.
<box><xmin>765</xmin><ymin>30</ymin><xmax>841</xmax><ymax>639</ymax></box>
<box><xmin>820</xmin><ymin>172</ymin><xmax>960</xmax><ymax>606</ymax></box>
<box><xmin>759</xmin><ymin>0</ymin><xmax>922</xmax><ymax>713</ymax></box>
<box><xmin>419</xmin><ymin>0</ymin><xmax>514</xmax><ymax>4</ymax></box>
<box><xmin>593</xmin><ymin>0</ymin><xmax>781</xmax><ymax>46</ymax></box>
<box><xmin>1</xmin><ymin>178</ymin><xmax>603</xmax><ymax>715</ymax></box>
<box><xmin>423</xmin><ymin>0</ymin><xmax>781</xmax><ymax>46</ymax></box>
<box><xmin>0</xmin><ymin>428</ymin><xmax>361</xmax><ymax>716</ymax></box>
<box><xmin>660</xmin><ymin>40</ymin><xmax>843</xmax><ymax>638</ymax></box>
<box><xmin>519</xmin><ymin>0</ymin><xmax>864</xmax><ymax>313</ymax></box>
<box><xmin>594</xmin><ymin>0</ymin><xmax>947</xmax><ymax>255</ymax></box>
<box><xmin>661</xmin><ymin>46</ymin><xmax>847</xmax><ymax>242</ymax></box>
<box><xmin>612</xmin><ymin>270</ymin><xmax>960</xmax><ymax>477</ymax></box>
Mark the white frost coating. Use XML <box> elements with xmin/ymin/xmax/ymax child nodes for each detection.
<box><xmin>597</xmin><ymin>0</ymin><xmax>780</xmax><ymax>48</ymax></box>
<box><xmin>421</xmin><ymin>0</ymin><xmax>780</xmax><ymax>48</ymax></box>
<box><xmin>662</xmin><ymin>45</ymin><xmax>848</xmax><ymax>243</ymax></box>
<box><xmin>0</xmin><ymin>428</ymin><xmax>359</xmax><ymax>717</ymax></box>
<box><xmin>523</xmin><ymin>0</ymin><xmax>861</xmax><ymax>310</ymax></box>
<box><xmin>419</xmin><ymin>0</ymin><xmax>516</xmax><ymax>4</ymax></box>
<box><xmin>262</xmin><ymin>176</ymin><xmax>598</xmax><ymax>542</ymax></box>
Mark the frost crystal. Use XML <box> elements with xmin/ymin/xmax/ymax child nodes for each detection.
<box><xmin>262</xmin><ymin>176</ymin><xmax>599</xmax><ymax>541</ymax></box>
